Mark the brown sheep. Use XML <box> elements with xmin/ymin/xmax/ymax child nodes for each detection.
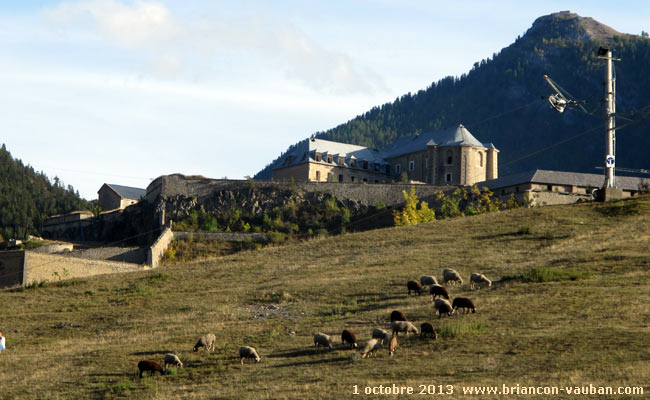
<box><xmin>390</xmin><ymin>310</ymin><xmax>408</xmax><ymax>322</ymax></box>
<box><xmin>407</xmin><ymin>280</ymin><xmax>422</xmax><ymax>295</ymax></box>
<box><xmin>341</xmin><ymin>329</ymin><xmax>358</xmax><ymax>349</ymax></box>
<box><xmin>429</xmin><ymin>284</ymin><xmax>450</xmax><ymax>300</ymax></box>
<box><xmin>420</xmin><ymin>322</ymin><xmax>438</xmax><ymax>339</ymax></box>
<box><xmin>452</xmin><ymin>297</ymin><xmax>476</xmax><ymax>314</ymax></box>
<box><xmin>388</xmin><ymin>333</ymin><xmax>398</xmax><ymax>356</ymax></box>
<box><xmin>138</xmin><ymin>360</ymin><xmax>164</xmax><ymax>378</ymax></box>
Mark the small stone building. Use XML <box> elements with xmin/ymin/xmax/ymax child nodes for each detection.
<box><xmin>272</xmin><ymin>124</ymin><xmax>498</xmax><ymax>186</ymax></box>
<box><xmin>479</xmin><ymin>169</ymin><xmax>649</xmax><ymax>206</ymax></box>
<box><xmin>98</xmin><ymin>183</ymin><xmax>146</xmax><ymax>211</ymax></box>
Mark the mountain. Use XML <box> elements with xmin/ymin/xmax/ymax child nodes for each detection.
<box><xmin>255</xmin><ymin>11</ymin><xmax>650</xmax><ymax>180</ymax></box>
<box><xmin>0</xmin><ymin>144</ymin><xmax>92</xmax><ymax>239</ymax></box>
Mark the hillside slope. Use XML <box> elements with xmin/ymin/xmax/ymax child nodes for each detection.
<box><xmin>256</xmin><ymin>11</ymin><xmax>650</xmax><ymax>180</ymax></box>
<box><xmin>1</xmin><ymin>196</ymin><xmax>649</xmax><ymax>398</ymax></box>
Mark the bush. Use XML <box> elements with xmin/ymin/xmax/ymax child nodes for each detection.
<box><xmin>394</xmin><ymin>186</ymin><xmax>435</xmax><ymax>226</ymax></box>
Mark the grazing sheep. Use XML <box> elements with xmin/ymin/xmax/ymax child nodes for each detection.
<box><xmin>420</xmin><ymin>275</ymin><xmax>439</xmax><ymax>286</ymax></box>
<box><xmin>163</xmin><ymin>354</ymin><xmax>183</xmax><ymax>370</ymax></box>
<box><xmin>470</xmin><ymin>273</ymin><xmax>492</xmax><ymax>289</ymax></box>
<box><xmin>193</xmin><ymin>333</ymin><xmax>216</xmax><ymax>352</ymax></box>
<box><xmin>452</xmin><ymin>297</ymin><xmax>476</xmax><ymax>314</ymax></box>
<box><xmin>372</xmin><ymin>328</ymin><xmax>390</xmax><ymax>344</ymax></box>
<box><xmin>390</xmin><ymin>310</ymin><xmax>408</xmax><ymax>322</ymax></box>
<box><xmin>239</xmin><ymin>346</ymin><xmax>261</xmax><ymax>364</ymax></box>
<box><xmin>341</xmin><ymin>329</ymin><xmax>358</xmax><ymax>349</ymax></box>
<box><xmin>388</xmin><ymin>333</ymin><xmax>398</xmax><ymax>356</ymax></box>
<box><xmin>407</xmin><ymin>280</ymin><xmax>423</xmax><ymax>295</ymax></box>
<box><xmin>434</xmin><ymin>298</ymin><xmax>454</xmax><ymax>318</ymax></box>
<box><xmin>391</xmin><ymin>320</ymin><xmax>419</xmax><ymax>336</ymax></box>
<box><xmin>442</xmin><ymin>268</ymin><xmax>463</xmax><ymax>286</ymax></box>
<box><xmin>361</xmin><ymin>338</ymin><xmax>382</xmax><ymax>358</ymax></box>
<box><xmin>138</xmin><ymin>360</ymin><xmax>164</xmax><ymax>378</ymax></box>
<box><xmin>429</xmin><ymin>284</ymin><xmax>450</xmax><ymax>300</ymax></box>
<box><xmin>420</xmin><ymin>322</ymin><xmax>438</xmax><ymax>339</ymax></box>
<box><xmin>313</xmin><ymin>333</ymin><xmax>333</xmax><ymax>350</ymax></box>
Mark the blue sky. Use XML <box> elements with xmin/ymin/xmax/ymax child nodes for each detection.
<box><xmin>1</xmin><ymin>1</ymin><xmax>648</xmax><ymax>199</ymax></box>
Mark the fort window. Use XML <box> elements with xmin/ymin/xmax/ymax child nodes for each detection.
<box><xmin>327</xmin><ymin>155</ymin><xmax>333</xmax><ymax>163</ymax></box>
<box><xmin>350</xmin><ymin>159</ymin><xmax>357</xmax><ymax>167</ymax></box>
<box><xmin>363</xmin><ymin>178</ymin><xmax>368</xmax><ymax>183</ymax></box>
<box><xmin>315</xmin><ymin>152</ymin><xmax>322</xmax><ymax>162</ymax></box>
<box><xmin>445</xmin><ymin>173</ymin><xmax>452</xmax><ymax>183</ymax></box>
<box><xmin>479</xmin><ymin>152</ymin><xmax>484</xmax><ymax>167</ymax></box>
<box><xmin>363</xmin><ymin>161</ymin><xmax>368</xmax><ymax>169</ymax></box>
<box><xmin>446</xmin><ymin>150</ymin><xmax>453</xmax><ymax>165</ymax></box>
<box><xmin>316</xmin><ymin>171</ymin><xmax>321</xmax><ymax>181</ymax></box>
<box><xmin>350</xmin><ymin>176</ymin><xmax>355</xmax><ymax>182</ymax></box>
<box><xmin>338</xmin><ymin>174</ymin><xmax>344</xmax><ymax>182</ymax></box>
<box><xmin>395</xmin><ymin>164</ymin><xmax>402</xmax><ymax>174</ymax></box>
<box><xmin>338</xmin><ymin>156</ymin><xmax>345</xmax><ymax>165</ymax></box>
<box><xmin>408</xmin><ymin>160</ymin><xmax>415</xmax><ymax>171</ymax></box>
<box><xmin>547</xmin><ymin>184</ymin><xmax>553</xmax><ymax>191</ymax></box>
<box><xmin>327</xmin><ymin>172</ymin><xmax>333</xmax><ymax>181</ymax></box>
<box><xmin>374</xmin><ymin>163</ymin><xmax>380</xmax><ymax>171</ymax></box>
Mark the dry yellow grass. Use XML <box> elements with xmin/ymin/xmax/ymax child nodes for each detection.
<box><xmin>1</xmin><ymin>196</ymin><xmax>650</xmax><ymax>399</ymax></box>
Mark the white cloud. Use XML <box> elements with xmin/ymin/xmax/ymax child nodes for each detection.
<box><xmin>44</xmin><ymin>0</ymin><xmax>384</xmax><ymax>93</ymax></box>
<box><xmin>46</xmin><ymin>0</ymin><xmax>181</xmax><ymax>48</ymax></box>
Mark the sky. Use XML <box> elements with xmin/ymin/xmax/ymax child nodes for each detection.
<box><xmin>2</xmin><ymin>1</ymin><xmax>648</xmax><ymax>200</ymax></box>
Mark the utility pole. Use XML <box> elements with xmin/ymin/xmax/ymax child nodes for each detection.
<box><xmin>597</xmin><ymin>46</ymin><xmax>617</xmax><ymax>188</ymax></box>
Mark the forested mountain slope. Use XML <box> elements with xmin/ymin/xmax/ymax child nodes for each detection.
<box><xmin>0</xmin><ymin>144</ymin><xmax>92</xmax><ymax>239</ymax></box>
<box><xmin>256</xmin><ymin>11</ymin><xmax>650</xmax><ymax>179</ymax></box>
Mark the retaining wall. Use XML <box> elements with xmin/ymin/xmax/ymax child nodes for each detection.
<box><xmin>147</xmin><ymin>227</ymin><xmax>174</xmax><ymax>268</ymax></box>
<box><xmin>20</xmin><ymin>252</ymin><xmax>147</xmax><ymax>286</ymax></box>
<box><xmin>174</xmin><ymin>232</ymin><xmax>270</xmax><ymax>242</ymax></box>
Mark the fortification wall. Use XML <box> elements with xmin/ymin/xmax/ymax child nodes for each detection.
<box><xmin>148</xmin><ymin>174</ymin><xmax>450</xmax><ymax>207</ymax></box>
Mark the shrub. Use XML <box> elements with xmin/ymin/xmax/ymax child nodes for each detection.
<box><xmin>394</xmin><ymin>186</ymin><xmax>435</xmax><ymax>226</ymax></box>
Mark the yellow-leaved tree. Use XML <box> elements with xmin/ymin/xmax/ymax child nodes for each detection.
<box><xmin>393</xmin><ymin>186</ymin><xmax>435</xmax><ymax>226</ymax></box>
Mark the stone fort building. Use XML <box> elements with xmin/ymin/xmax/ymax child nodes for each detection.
<box><xmin>272</xmin><ymin>124</ymin><xmax>498</xmax><ymax>186</ymax></box>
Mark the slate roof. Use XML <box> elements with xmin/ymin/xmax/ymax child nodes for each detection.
<box><xmin>102</xmin><ymin>184</ymin><xmax>146</xmax><ymax>200</ymax></box>
<box><xmin>478</xmin><ymin>170</ymin><xmax>646</xmax><ymax>191</ymax></box>
<box><xmin>380</xmin><ymin>124</ymin><xmax>492</xmax><ymax>159</ymax></box>
<box><xmin>276</xmin><ymin>138</ymin><xmax>386</xmax><ymax>169</ymax></box>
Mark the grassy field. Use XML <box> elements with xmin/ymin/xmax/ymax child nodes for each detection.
<box><xmin>1</xmin><ymin>196</ymin><xmax>650</xmax><ymax>399</ymax></box>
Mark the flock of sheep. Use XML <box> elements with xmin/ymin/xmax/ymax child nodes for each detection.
<box><xmin>137</xmin><ymin>334</ymin><xmax>261</xmax><ymax>378</ymax></box>
<box><xmin>137</xmin><ymin>268</ymin><xmax>492</xmax><ymax>377</ymax></box>
<box><xmin>313</xmin><ymin>269</ymin><xmax>492</xmax><ymax>359</ymax></box>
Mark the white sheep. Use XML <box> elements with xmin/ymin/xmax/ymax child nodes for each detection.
<box><xmin>239</xmin><ymin>346</ymin><xmax>261</xmax><ymax>364</ymax></box>
<box><xmin>164</xmin><ymin>353</ymin><xmax>183</xmax><ymax>370</ymax></box>
<box><xmin>442</xmin><ymin>268</ymin><xmax>463</xmax><ymax>286</ymax></box>
<box><xmin>434</xmin><ymin>298</ymin><xmax>454</xmax><ymax>318</ymax></box>
<box><xmin>420</xmin><ymin>275</ymin><xmax>439</xmax><ymax>286</ymax></box>
<box><xmin>361</xmin><ymin>338</ymin><xmax>382</xmax><ymax>358</ymax></box>
<box><xmin>470</xmin><ymin>272</ymin><xmax>492</xmax><ymax>289</ymax></box>
<box><xmin>391</xmin><ymin>320</ymin><xmax>419</xmax><ymax>336</ymax></box>
<box><xmin>193</xmin><ymin>333</ymin><xmax>216</xmax><ymax>352</ymax></box>
<box><xmin>313</xmin><ymin>333</ymin><xmax>333</xmax><ymax>350</ymax></box>
<box><xmin>371</xmin><ymin>328</ymin><xmax>390</xmax><ymax>344</ymax></box>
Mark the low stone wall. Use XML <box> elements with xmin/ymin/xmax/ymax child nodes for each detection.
<box><xmin>30</xmin><ymin>243</ymin><xmax>74</xmax><ymax>254</ymax></box>
<box><xmin>147</xmin><ymin>227</ymin><xmax>174</xmax><ymax>268</ymax></box>
<box><xmin>0</xmin><ymin>251</ymin><xmax>26</xmax><ymax>288</ymax></box>
<box><xmin>174</xmin><ymin>232</ymin><xmax>270</xmax><ymax>242</ymax></box>
<box><xmin>22</xmin><ymin>252</ymin><xmax>148</xmax><ymax>285</ymax></box>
